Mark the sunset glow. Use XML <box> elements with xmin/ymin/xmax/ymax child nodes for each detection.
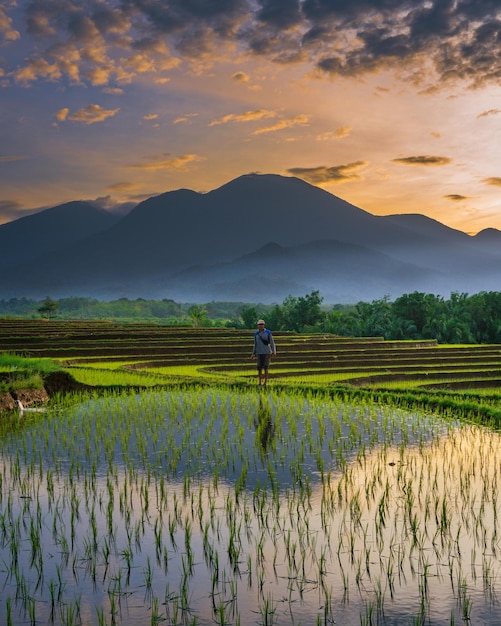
<box><xmin>1</xmin><ymin>0</ymin><xmax>500</xmax><ymax>233</ymax></box>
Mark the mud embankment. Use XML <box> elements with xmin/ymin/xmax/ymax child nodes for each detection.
<box><xmin>0</xmin><ymin>371</ymin><xmax>91</xmax><ymax>414</ymax></box>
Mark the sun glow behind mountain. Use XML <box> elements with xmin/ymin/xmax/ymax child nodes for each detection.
<box><xmin>0</xmin><ymin>1</ymin><xmax>501</xmax><ymax>234</ymax></box>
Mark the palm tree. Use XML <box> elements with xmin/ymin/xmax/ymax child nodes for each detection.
<box><xmin>188</xmin><ymin>304</ymin><xmax>208</xmax><ymax>327</ymax></box>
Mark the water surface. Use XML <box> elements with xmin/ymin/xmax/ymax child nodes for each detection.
<box><xmin>1</xmin><ymin>389</ymin><xmax>500</xmax><ymax>625</ymax></box>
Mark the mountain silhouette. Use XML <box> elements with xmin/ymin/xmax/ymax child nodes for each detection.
<box><xmin>164</xmin><ymin>239</ymin><xmax>445</xmax><ymax>303</ymax></box>
<box><xmin>0</xmin><ymin>174</ymin><xmax>500</xmax><ymax>303</ymax></box>
<box><xmin>472</xmin><ymin>228</ymin><xmax>501</xmax><ymax>257</ymax></box>
<box><xmin>0</xmin><ymin>201</ymin><xmax>120</xmax><ymax>268</ymax></box>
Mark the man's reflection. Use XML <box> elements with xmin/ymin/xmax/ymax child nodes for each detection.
<box><xmin>255</xmin><ymin>395</ymin><xmax>275</xmax><ymax>454</ymax></box>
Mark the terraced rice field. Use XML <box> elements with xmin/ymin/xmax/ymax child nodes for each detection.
<box><xmin>2</xmin><ymin>319</ymin><xmax>501</xmax><ymax>625</ymax></box>
<box><xmin>1</xmin><ymin>319</ymin><xmax>501</xmax><ymax>391</ymax></box>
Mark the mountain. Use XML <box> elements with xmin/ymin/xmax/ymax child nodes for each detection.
<box><xmin>0</xmin><ymin>174</ymin><xmax>500</xmax><ymax>303</ymax></box>
<box><xmin>163</xmin><ymin>239</ymin><xmax>445</xmax><ymax>303</ymax></box>
<box><xmin>0</xmin><ymin>201</ymin><xmax>120</xmax><ymax>268</ymax></box>
<box><xmin>472</xmin><ymin>228</ymin><xmax>501</xmax><ymax>256</ymax></box>
<box><xmin>381</xmin><ymin>213</ymin><xmax>470</xmax><ymax>242</ymax></box>
<box><xmin>378</xmin><ymin>213</ymin><xmax>501</xmax><ymax>274</ymax></box>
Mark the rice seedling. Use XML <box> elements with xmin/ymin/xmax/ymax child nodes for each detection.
<box><xmin>66</xmin><ymin>366</ymin><xmax>170</xmax><ymax>387</ymax></box>
<box><xmin>2</xmin><ymin>384</ymin><xmax>501</xmax><ymax>624</ymax></box>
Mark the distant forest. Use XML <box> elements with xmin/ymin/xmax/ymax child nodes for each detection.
<box><xmin>1</xmin><ymin>290</ymin><xmax>501</xmax><ymax>344</ymax></box>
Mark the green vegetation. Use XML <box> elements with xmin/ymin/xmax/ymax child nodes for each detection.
<box><xmin>37</xmin><ymin>295</ymin><xmax>59</xmax><ymax>319</ymax></box>
<box><xmin>2</xmin><ymin>321</ymin><xmax>501</xmax><ymax>623</ymax></box>
<box><xmin>65</xmin><ymin>366</ymin><xmax>175</xmax><ymax>387</ymax></box>
<box><xmin>0</xmin><ymin>352</ymin><xmax>59</xmax><ymax>393</ymax></box>
<box><xmin>0</xmin><ymin>296</ymin><xmax>222</xmax><ymax>324</ymax></box>
<box><xmin>2</xmin><ymin>289</ymin><xmax>501</xmax><ymax>344</ymax></box>
<box><xmin>1</xmin><ymin>320</ymin><xmax>500</xmax><ymax>428</ymax></box>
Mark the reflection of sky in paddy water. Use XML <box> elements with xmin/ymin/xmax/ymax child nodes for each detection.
<box><xmin>1</xmin><ymin>389</ymin><xmax>501</xmax><ymax>624</ymax></box>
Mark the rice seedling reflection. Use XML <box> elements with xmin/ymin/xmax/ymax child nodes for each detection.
<box><xmin>1</xmin><ymin>388</ymin><xmax>501</xmax><ymax>624</ymax></box>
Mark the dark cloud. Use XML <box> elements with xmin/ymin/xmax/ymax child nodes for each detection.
<box><xmin>256</xmin><ymin>0</ymin><xmax>303</xmax><ymax>29</ymax></box>
<box><xmin>287</xmin><ymin>162</ymin><xmax>367</xmax><ymax>184</ymax></box>
<box><xmin>4</xmin><ymin>0</ymin><xmax>501</xmax><ymax>88</ymax></box>
<box><xmin>91</xmin><ymin>6</ymin><xmax>130</xmax><ymax>35</ymax></box>
<box><xmin>121</xmin><ymin>0</ymin><xmax>248</xmax><ymax>37</ymax></box>
<box><xmin>477</xmin><ymin>108</ymin><xmax>501</xmax><ymax>118</ymax></box>
<box><xmin>231</xmin><ymin>71</ymin><xmax>250</xmax><ymax>82</ymax></box>
<box><xmin>392</xmin><ymin>155</ymin><xmax>452</xmax><ymax>166</ymax></box>
<box><xmin>294</xmin><ymin>0</ymin><xmax>501</xmax><ymax>87</ymax></box>
<box><xmin>444</xmin><ymin>194</ymin><xmax>469</xmax><ymax>201</ymax></box>
<box><xmin>482</xmin><ymin>177</ymin><xmax>501</xmax><ymax>187</ymax></box>
<box><xmin>313</xmin><ymin>4</ymin><xmax>500</xmax><ymax>86</ymax></box>
<box><xmin>66</xmin><ymin>13</ymin><xmax>100</xmax><ymax>42</ymax></box>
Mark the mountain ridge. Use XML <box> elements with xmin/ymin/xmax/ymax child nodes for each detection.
<box><xmin>0</xmin><ymin>174</ymin><xmax>500</xmax><ymax>304</ymax></box>
<box><xmin>0</xmin><ymin>201</ymin><xmax>120</xmax><ymax>268</ymax></box>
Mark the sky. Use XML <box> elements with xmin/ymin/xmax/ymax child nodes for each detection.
<box><xmin>1</xmin><ymin>0</ymin><xmax>500</xmax><ymax>234</ymax></box>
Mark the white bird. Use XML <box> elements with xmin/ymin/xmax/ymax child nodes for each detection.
<box><xmin>16</xmin><ymin>399</ymin><xmax>46</xmax><ymax>413</ymax></box>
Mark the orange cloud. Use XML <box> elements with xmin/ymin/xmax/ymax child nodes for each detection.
<box><xmin>54</xmin><ymin>108</ymin><xmax>69</xmax><ymax>122</ymax></box>
<box><xmin>128</xmin><ymin>153</ymin><xmax>205</xmax><ymax>171</ymax></box>
<box><xmin>0</xmin><ymin>200</ymin><xmax>25</xmax><ymax>223</ymax></box>
<box><xmin>58</xmin><ymin>104</ymin><xmax>120</xmax><ymax>124</ymax></box>
<box><xmin>287</xmin><ymin>161</ymin><xmax>367</xmax><ymax>185</ymax></box>
<box><xmin>87</xmin><ymin>65</ymin><xmax>113</xmax><ymax>86</ymax></box>
<box><xmin>0</xmin><ymin>155</ymin><xmax>27</xmax><ymax>162</ymax></box>
<box><xmin>316</xmin><ymin>126</ymin><xmax>352</xmax><ymax>141</ymax></box>
<box><xmin>122</xmin><ymin>52</ymin><xmax>180</xmax><ymax>74</ymax></box>
<box><xmin>13</xmin><ymin>58</ymin><xmax>62</xmax><ymax>84</ymax></box>
<box><xmin>173</xmin><ymin>113</ymin><xmax>199</xmax><ymax>124</ymax></box>
<box><xmin>209</xmin><ymin>109</ymin><xmax>276</xmax><ymax>126</ymax></box>
<box><xmin>0</xmin><ymin>6</ymin><xmax>20</xmax><ymax>42</ymax></box>
<box><xmin>252</xmin><ymin>114</ymin><xmax>310</xmax><ymax>135</ymax></box>
<box><xmin>102</xmin><ymin>87</ymin><xmax>124</xmax><ymax>94</ymax></box>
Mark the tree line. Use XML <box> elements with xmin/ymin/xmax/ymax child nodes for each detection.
<box><xmin>0</xmin><ymin>297</ymin><xmax>252</xmax><ymax>325</ymax></box>
<box><xmin>251</xmin><ymin>290</ymin><xmax>501</xmax><ymax>344</ymax></box>
<box><xmin>1</xmin><ymin>291</ymin><xmax>501</xmax><ymax>344</ymax></box>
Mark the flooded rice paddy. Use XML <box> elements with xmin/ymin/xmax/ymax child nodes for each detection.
<box><xmin>1</xmin><ymin>388</ymin><xmax>501</xmax><ymax>625</ymax></box>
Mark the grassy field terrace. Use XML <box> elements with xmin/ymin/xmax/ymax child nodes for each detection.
<box><xmin>1</xmin><ymin>317</ymin><xmax>501</xmax><ymax>390</ymax></box>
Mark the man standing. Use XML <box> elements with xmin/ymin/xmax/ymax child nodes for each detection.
<box><xmin>251</xmin><ymin>319</ymin><xmax>276</xmax><ymax>387</ymax></box>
